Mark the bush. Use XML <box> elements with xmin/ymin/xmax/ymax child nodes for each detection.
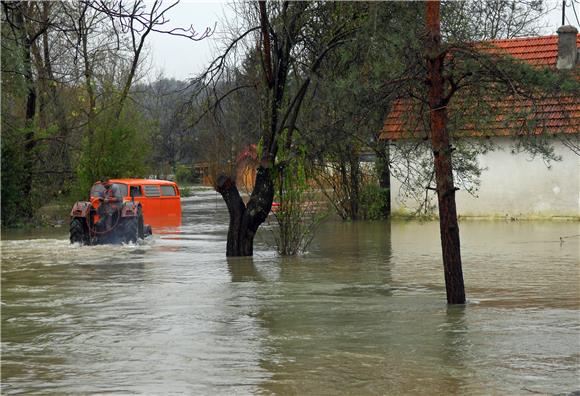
<box><xmin>271</xmin><ymin>133</ymin><xmax>326</xmax><ymax>255</ymax></box>
<box><xmin>359</xmin><ymin>184</ymin><xmax>390</xmax><ymax>220</ymax></box>
<box><xmin>175</xmin><ymin>165</ymin><xmax>195</xmax><ymax>184</ymax></box>
<box><xmin>179</xmin><ymin>185</ymin><xmax>192</xmax><ymax>197</ymax></box>
<box><xmin>1</xmin><ymin>130</ymin><xmax>31</xmax><ymax>226</ymax></box>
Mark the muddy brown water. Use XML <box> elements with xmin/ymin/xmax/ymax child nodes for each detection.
<box><xmin>1</xmin><ymin>190</ymin><xmax>579</xmax><ymax>395</ymax></box>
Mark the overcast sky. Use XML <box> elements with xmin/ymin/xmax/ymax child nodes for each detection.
<box><xmin>146</xmin><ymin>0</ymin><xmax>580</xmax><ymax>82</ymax></box>
<box><xmin>146</xmin><ymin>1</ymin><xmax>234</xmax><ymax>81</ymax></box>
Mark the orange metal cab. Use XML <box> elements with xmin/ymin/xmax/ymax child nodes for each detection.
<box><xmin>90</xmin><ymin>179</ymin><xmax>181</xmax><ymax>229</ymax></box>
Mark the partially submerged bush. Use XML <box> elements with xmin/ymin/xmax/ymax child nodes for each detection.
<box><xmin>175</xmin><ymin>165</ymin><xmax>195</xmax><ymax>184</ymax></box>
<box><xmin>359</xmin><ymin>184</ymin><xmax>390</xmax><ymax>220</ymax></box>
<box><xmin>271</xmin><ymin>133</ymin><xmax>327</xmax><ymax>255</ymax></box>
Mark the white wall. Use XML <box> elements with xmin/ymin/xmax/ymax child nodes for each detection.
<box><xmin>391</xmin><ymin>137</ymin><xmax>580</xmax><ymax>218</ymax></box>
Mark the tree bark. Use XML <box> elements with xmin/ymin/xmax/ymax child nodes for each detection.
<box><xmin>426</xmin><ymin>1</ymin><xmax>466</xmax><ymax>304</ymax></box>
<box><xmin>14</xmin><ymin>3</ymin><xmax>37</xmax><ymax>219</ymax></box>
<box><xmin>349</xmin><ymin>150</ymin><xmax>360</xmax><ymax>220</ymax></box>
<box><xmin>216</xmin><ymin>167</ymin><xmax>274</xmax><ymax>256</ymax></box>
<box><xmin>23</xmin><ymin>38</ymin><xmax>36</xmax><ymax>219</ymax></box>
<box><xmin>377</xmin><ymin>138</ymin><xmax>391</xmax><ymax>217</ymax></box>
<box><xmin>79</xmin><ymin>7</ymin><xmax>96</xmax><ymax>142</ymax></box>
<box><xmin>217</xmin><ymin>2</ymin><xmax>331</xmax><ymax>256</ymax></box>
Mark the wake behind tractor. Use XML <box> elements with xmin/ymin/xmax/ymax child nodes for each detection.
<box><xmin>69</xmin><ymin>181</ymin><xmax>151</xmax><ymax>245</ymax></box>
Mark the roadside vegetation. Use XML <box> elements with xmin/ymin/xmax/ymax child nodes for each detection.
<box><xmin>1</xmin><ymin>1</ymin><xmax>210</xmax><ymax>226</ymax></box>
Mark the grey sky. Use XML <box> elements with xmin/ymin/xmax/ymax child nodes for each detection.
<box><xmin>146</xmin><ymin>1</ymin><xmax>235</xmax><ymax>81</ymax></box>
<box><xmin>147</xmin><ymin>0</ymin><xmax>580</xmax><ymax>82</ymax></box>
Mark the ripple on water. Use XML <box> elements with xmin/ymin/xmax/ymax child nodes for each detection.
<box><xmin>1</xmin><ymin>208</ymin><xmax>579</xmax><ymax>395</ymax></box>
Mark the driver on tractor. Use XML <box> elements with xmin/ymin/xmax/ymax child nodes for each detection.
<box><xmin>97</xmin><ymin>177</ymin><xmax>122</xmax><ymax>231</ymax></box>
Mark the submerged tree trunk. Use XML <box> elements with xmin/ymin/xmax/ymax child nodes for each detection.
<box><xmin>349</xmin><ymin>150</ymin><xmax>360</xmax><ymax>221</ymax></box>
<box><xmin>377</xmin><ymin>138</ymin><xmax>391</xmax><ymax>217</ymax></box>
<box><xmin>23</xmin><ymin>40</ymin><xmax>36</xmax><ymax>219</ymax></box>
<box><xmin>216</xmin><ymin>167</ymin><xmax>274</xmax><ymax>256</ymax></box>
<box><xmin>215</xmin><ymin>1</ymin><xmax>343</xmax><ymax>256</ymax></box>
<box><xmin>14</xmin><ymin>3</ymin><xmax>37</xmax><ymax>219</ymax></box>
<box><xmin>80</xmin><ymin>9</ymin><xmax>96</xmax><ymax>141</ymax></box>
<box><xmin>426</xmin><ymin>1</ymin><xmax>465</xmax><ymax>304</ymax></box>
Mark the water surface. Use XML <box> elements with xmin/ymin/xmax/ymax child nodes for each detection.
<box><xmin>2</xmin><ymin>190</ymin><xmax>579</xmax><ymax>395</ymax></box>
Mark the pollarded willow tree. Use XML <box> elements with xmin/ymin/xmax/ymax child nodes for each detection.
<box><xmin>196</xmin><ymin>1</ymin><xmax>360</xmax><ymax>256</ymax></box>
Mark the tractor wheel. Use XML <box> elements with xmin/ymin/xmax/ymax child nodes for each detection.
<box><xmin>70</xmin><ymin>218</ymin><xmax>89</xmax><ymax>245</ymax></box>
<box><xmin>137</xmin><ymin>207</ymin><xmax>145</xmax><ymax>239</ymax></box>
<box><xmin>123</xmin><ymin>217</ymin><xmax>139</xmax><ymax>244</ymax></box>
<box><xmin>144</xmin><ymin>225</ymin><xmax>153</xmax><ymax>237</ymax></box>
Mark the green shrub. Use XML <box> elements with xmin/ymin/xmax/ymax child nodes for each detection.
<box><xmin>1</xmin><ymin>130</ymin><xmax>31</xmax><ymax>226</ymax></box>
<box><xmin>175</xmin><ymin>165</ymin><xmax>194</xmax><ymax>184</ymax></box>
<box><xmin>359</xmin><ymin>184</ymin><xmax>390</xmax><ymax>220</ymax></box>
<box><xmin>272</xmin><ymin>132</ymin><xmax>326</xmax><ymax>255</ymax></box>
<box><xmin>179</xmin><ymin>185</ymin><xmax>192</xmax><ymax>197</ymax></box>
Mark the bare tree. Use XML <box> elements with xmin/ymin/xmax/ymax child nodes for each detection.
<box><xmin>196</xmin><ymin>1</ymin><xmax>357</xmax><ymax>256</ymax></box>
<box><xmin>442</xmin><ymin>0</ymin><xmax>552</xmax><ymax>41</ymax></box>
<box><xmin>82</xmin><ymin>0</ymin><xmax>213</xmax><ymax>119</ymax></box>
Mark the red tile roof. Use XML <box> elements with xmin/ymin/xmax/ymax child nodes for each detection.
<box><xmin>485</xmin><ymin>35</ymin><xmax>562</xmax><ymax>67</ymax></box>
<box><xmin>382</xmin><ymin>95</ymin><xmax>580</xmax><ymax>140</ymax></box>
<box><xmin>380</xmin><ymin>34</ymin><xmax>580</xmax><ymax>140</ymax></box>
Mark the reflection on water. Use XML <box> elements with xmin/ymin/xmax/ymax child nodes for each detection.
<box><xmin>1</xmin><ymin>190</ymin><xmax>579</xmax><ymax>395</ymax></box>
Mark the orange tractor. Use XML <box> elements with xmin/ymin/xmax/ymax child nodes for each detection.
<box><xmin>70</xmin><ymin>180</ymin><xmax>149</xmax><ymax>245</ymax></box>
<box><xmin>70</xmin><ymin>178</ymin><xmax>182</xmax><ymax>245</ymax></box>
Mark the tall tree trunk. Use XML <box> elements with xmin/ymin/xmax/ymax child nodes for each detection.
<box><xmin>43</xmin><ymin>20</ymin><xmax>72</xmax><ymax>186</ymax></box>
<box><xmin>29</xmin><ymin>4</ymin><xmax>72</xmax><ymax>191</ymax></box>
<box><xmin>15</xmin><ymin>4</ymin><xmax>37</xmax><ymax>219</ymax></box>
<box><xmin>349</xmin><ymin>150</ymin><xmax>360</xmax><ymax>220</ymax></box>
<box><xmin>41</xmin><ymin>3</ymin><xmax>71</xmax><ymax>186</ymax></box>
<box><xmin>78</xmin><ymin>4</ymin><xmax>96</xmax><ymax>140</ymax></box>
<box><xmin>377</xmin><ymin>138</ymin><xmax>391</xmax><ymax>217</ymax></box>
<box><xmin>426</xmin><ymin>0</ymin><xmax>465</xmax><ymax>304</ymax></box>
<box><xmin>23</xmin><ymin>39</ymin><xmax>36</xmax><ymax>219</ymax></box>
<box><xmin>79</xmin><ymin>6</ymin><xmax>98</xmax><ymax>180</ymax></box>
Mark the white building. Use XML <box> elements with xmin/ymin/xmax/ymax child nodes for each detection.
<box><xmin>381</xmin><ymin>27</ymin><xmax>580</xmax><ymax>219</ymax></box>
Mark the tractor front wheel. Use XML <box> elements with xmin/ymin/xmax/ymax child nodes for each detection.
<box><xmin>123</xmin><ymin>217</ymin><xmax>139</xmax><ymax>244</ymax></box>
<box><xmin>137</xmin><ymin>207</ymin><xmax>145</xmax><ymax>239</ymax></box>
<box><xmin>70</xmin><ymin>218</ymin><xmax>89</xmax><ymax>245</ymax></box>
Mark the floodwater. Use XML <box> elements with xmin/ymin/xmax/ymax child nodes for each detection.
<box><xmin>1</xmin><ymin>190</ymin><xmax>579</xmax><ymax>395</ymax></box>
